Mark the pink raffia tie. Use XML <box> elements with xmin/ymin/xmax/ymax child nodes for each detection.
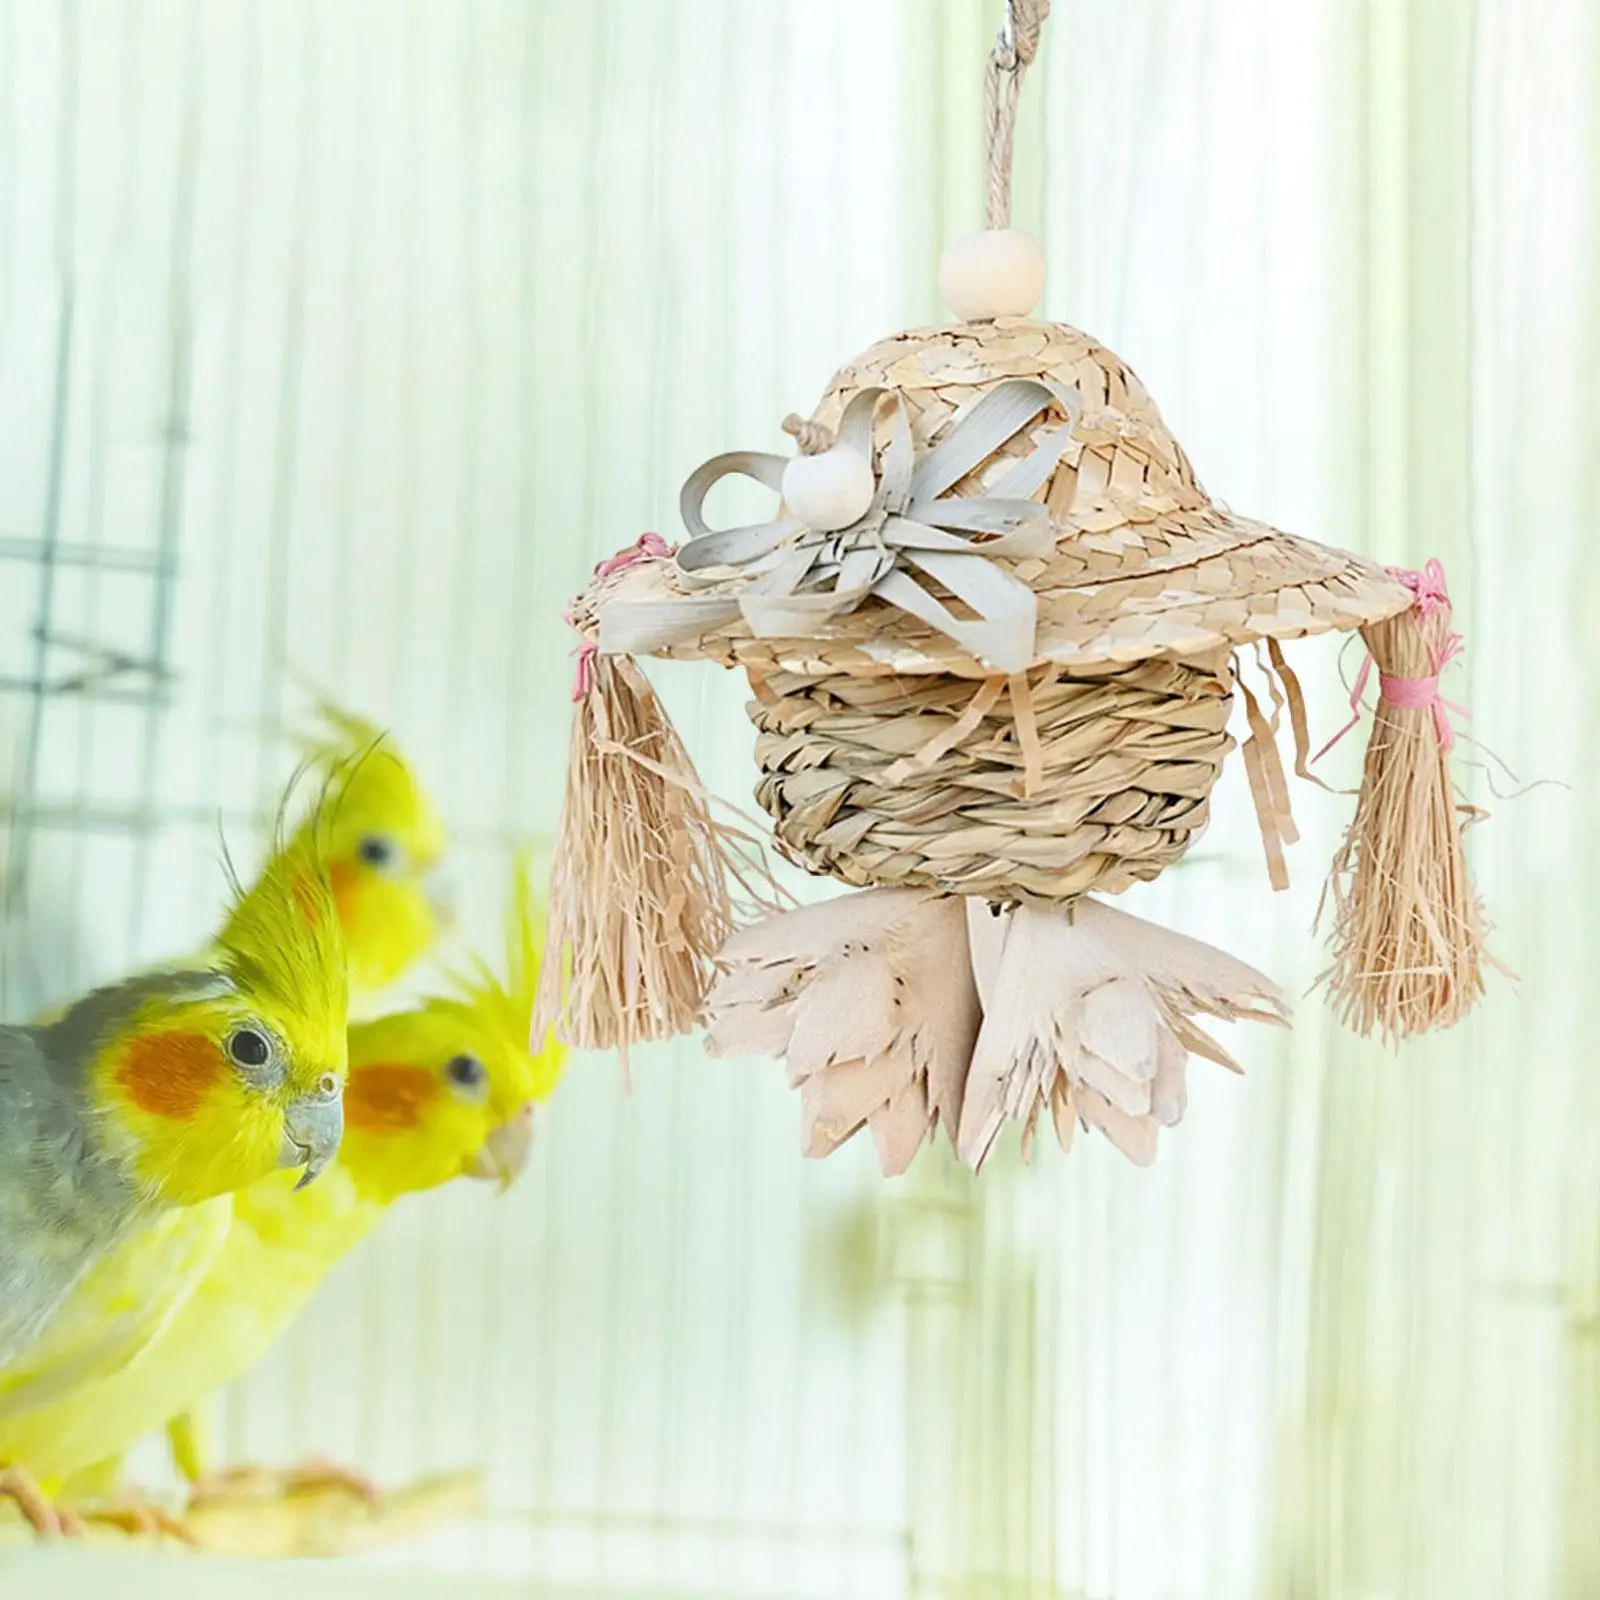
<box><xmin>568</xmin><ymin>532</ymin><xmax>672</xmax><ymax>701</ymax></box>
<box><xmin>1312</xmin><ymin>558</ymin><xmax>1467</xmax><ymax>762</ymax></box>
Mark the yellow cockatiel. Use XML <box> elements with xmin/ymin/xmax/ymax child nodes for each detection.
<box><xmin>0</xmin><ymin>865</ymin><xmax>561</xmax><ymax>1540</ymax></box>
<box><xmin>0</xmin><ymin>811</ymin><xmax>349</xmax><ymax>1535</ymax></box>
<box><xmin>0</xmin><ymin>706</ymin><xmax>450</xmax><ymax>1538</ymax></box>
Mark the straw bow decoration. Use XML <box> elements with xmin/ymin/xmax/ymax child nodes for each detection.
<box><xmin>600</xmin><ymin>379</ymin><xmax>1083</xmax><ymax>675</ymax></box>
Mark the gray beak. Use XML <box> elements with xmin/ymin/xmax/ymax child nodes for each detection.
<box><xmin>467</xmin><ymin>1102</ymin><xmax>535</xmax><ymax>1192</ymax></box>
<box><xmin>279</xmin><ymin>1092</ymin><xmax>345</xmax><ymax>1191</ymax></box>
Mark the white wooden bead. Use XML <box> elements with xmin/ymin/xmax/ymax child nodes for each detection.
<box><xmin>938</xmin><ymin>229</ymin><xmax>1047</xmax><ymax>323</ymax></box>
<box><xmin>781</xmin><ymin>446</ymin><xmax>876</xmax><ymax>532</ymax></box>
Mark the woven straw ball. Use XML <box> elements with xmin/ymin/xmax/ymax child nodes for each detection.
<box><xmin>748</xmin><ymin>650</ymin><xmax>1235</xmax><ymax>905</ymax></box>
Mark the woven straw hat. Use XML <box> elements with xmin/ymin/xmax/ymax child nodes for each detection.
<box><xmin>596</xmin><ymin>316</ymin><xmax>1414</xmax><ymax>680</ymax></box>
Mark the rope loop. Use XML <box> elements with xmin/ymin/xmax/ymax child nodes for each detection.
<box><xmin>984</xmin><ymin>0</ymin><xmax>1052</xmax><ymax>229</ymax></box>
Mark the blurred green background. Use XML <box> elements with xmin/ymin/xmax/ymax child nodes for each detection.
<box><xmin>0</xmin><ymin>1</ymin><xmax>1586</xmax><ymax>1596</ymax></box>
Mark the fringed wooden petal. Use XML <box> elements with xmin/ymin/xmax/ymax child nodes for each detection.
<box><xmin>704</xmin><ymin>888</ymin><xmax>981</xmax><ymax>1175</ymax></box>
<box><xmin>957</xmin><ymin>896</ymin><xmax>1288</xmax><ymax>1171</ymax></box>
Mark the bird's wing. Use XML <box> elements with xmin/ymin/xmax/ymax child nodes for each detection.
<box><xmin>0</xmin><ymin>1167</ymin><xmax>379</xmax><ymax>1485</ymax></box>
<box><xmin>0</xmin><ymin>1196</ymin><xmax>233</xmax><ymax>1423</ymax></box>
<box><xmin>0</xmin><ymin>1028</ymin><xmax>112</xmax><ymax>1367</ymax></box>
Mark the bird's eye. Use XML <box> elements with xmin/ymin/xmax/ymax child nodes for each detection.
<box><xmin>357</xmin><ymin>835</ymin><xmax>398</xmax><ymax>871</ymax></box>
<box><xmin>227</xmin><ymin>1028</ymin><xmax>272</xmax><ymax>1069</ymax></box>
<box><xmin>446</xmin><ymin>1054</ymin><xmax>486</xmax><ymax>1091</ymax></box>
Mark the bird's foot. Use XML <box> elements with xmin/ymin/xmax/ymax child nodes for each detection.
<box><xmin>185</xmin><ymin>1462</ymin><xmax>273</xmax><ymax>1503</ymax></box>
<box><xmin>0</xmin><ymin>1466</ymin><xmax>83</xmax><ymax>1540</ymax></box>
<box><xmin>78</xmin><ymin>1496</ymin><xmax>200</xmax><ymax>1547</ymax></box>
<box><xmin>188</xmin><ymin>1455</ymin><xmax>379</xmax><ymax>1510</ymax></box>
<box><xmin>280</xmin><ymin>1454</ymin><xmax>380</xmax><ymax>1506</ymax></box>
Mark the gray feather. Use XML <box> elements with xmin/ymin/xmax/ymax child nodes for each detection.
<box><xmin>0</xmin><ymin>966</ymin><xmax>230</xmax><ymax>1365</ymax></box>
<box><xmin>34</xmin><ymin>966</ymin><xmax>234</xmax><ymax>1083</ymax></box>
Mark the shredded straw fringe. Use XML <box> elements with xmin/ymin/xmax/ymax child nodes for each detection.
<box><xmin>534</xmin><ymin>651</ymin><xmax>787</xmax><ymax>1083</ymax></box>
<box><xmin>1317</xmin><ymin>570</ymin><xmax>1489</xmax><ymax>1041</ymax></box>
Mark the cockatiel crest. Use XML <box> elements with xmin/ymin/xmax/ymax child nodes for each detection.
<box><xmin>92</xmin><ymin>820</ymin><xmax>351</xmax><ymax>1205</ymax></box>
<box><xmin>289</xmin><ymin>695</ymin><xmax>450</xmax><ymax>1002</ymax></box>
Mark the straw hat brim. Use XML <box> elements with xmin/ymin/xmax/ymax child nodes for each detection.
<box><xmin>593</xmin><ymin>503</ymin><xmax>1413</xmax><ymax>679</ymax></box>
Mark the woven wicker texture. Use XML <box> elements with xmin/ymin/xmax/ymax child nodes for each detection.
<box><xmin>588</xmin><ymin>318</ymin><xmax>1413</xmax><ymax>680</ymax></box>
<box><xmin>747</xmin><ymin>649</ymin><xmax>1234</xmax><ymax>904</ymax></box>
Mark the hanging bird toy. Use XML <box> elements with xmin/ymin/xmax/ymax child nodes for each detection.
<box><xmin>535</xmin><ymin>0</ymin><xmax>1490</xmax><ymax>1175</ymax></box>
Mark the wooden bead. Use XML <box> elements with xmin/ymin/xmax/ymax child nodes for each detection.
<box><xmin>938</xmin><ymin>229</ymin><xmax>1046</xmax><ymax>323</ymax></box>
<box><xmin>781</xmin><ymin>446</ymin><xmax>876</xmax><ymax>532</ymax></box>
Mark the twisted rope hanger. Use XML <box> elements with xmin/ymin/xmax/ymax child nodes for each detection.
<box><xmin>984</xmin><ymin>0</ymin><xmax>1051</xmax><ymax>229</ymax></box>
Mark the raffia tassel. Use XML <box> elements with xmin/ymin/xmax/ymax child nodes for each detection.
<box><xmin>1319</xmin><ymin>560</ymin><xmax>1488</xmax><ymax>1041</ymax></box>
<box><xmin>533</xmin><ymin>647</ymin><xmax>762</xmax><ymax>1081</ymax></box>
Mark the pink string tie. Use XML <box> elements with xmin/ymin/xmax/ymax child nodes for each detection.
<box><xmin>1397</xmin><ymin>557</ymin><xmax>1452</xmax><ymax>618</ymax></box>
<box><xmin>571</xmin><ymin>638</ymin><xmax>599</xmax><ymax>702</ymax></box>
<box><xmin>594</xmin><ymin>530</ymin><xmax>671</xmax><ymax>580</ymax></box>
<box><xmin>569</xmin><ymin>533</ymin><xmax>673</xmax><ymax>701</ymax></box>
<box><xmin>1312</xmin><ymin>558</ymin><xmax>1467</xmax><ymax>762</ymax></box>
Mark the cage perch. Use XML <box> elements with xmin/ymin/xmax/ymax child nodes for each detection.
<box><xmin>0</xmin><ymin>1469</ymin><xmax>480</xmax><ymax>1559</ymax></box>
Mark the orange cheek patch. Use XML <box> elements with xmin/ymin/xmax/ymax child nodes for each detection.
<box><xmin>326</xmin><ymin>861</ymin><xmax>360</xmax><ymax>932</ymax></box>
<box><xmin>344</xmin><ymin>1062</ymin><xmax>438</xmax><ymax>1132</ymax></box>
<box><xmin>115</xmin><ymin>1030</ymin><xmax>227</xmax><ymax>1122</ymax></box>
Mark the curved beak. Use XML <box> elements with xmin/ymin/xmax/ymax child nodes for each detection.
<box><xmin>467</xmin><ymin>1102</ymin><xmax>535</xmax><ymax>1193</ymax></box>
<box><xmin>279</xmin><ymin>1093</ymin><xmax>345</xmax><ymax>1191</ymax></box>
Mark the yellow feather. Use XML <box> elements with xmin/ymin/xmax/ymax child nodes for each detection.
<box><xmin>284</xmin><ymin>698</ymin><xmax>451</xmax><ymax>1004</ymax></box>
<box><xmin>211</xmin><ymin>811</ymin><xmax>349</xmax><ymax>1080</ymax></box>
<box><xmin>296</xmin><ymin>699</ymin><xmax>447</xmax><ymax>867</ymax></box>
<box><xmin>0</xmin><ymin>1199</ymin><xmax>233</xmax><ymax>1426</ymax></box>
<box><xmin>432</xmin><ymin>853</ymin><xmax>565</xmax><ymax>1101</ymax></box>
